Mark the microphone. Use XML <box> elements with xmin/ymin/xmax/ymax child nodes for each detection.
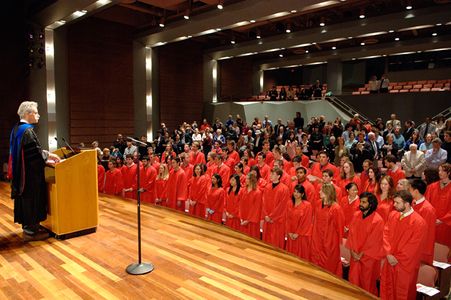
<box><xmin>126</xmin><ymin>136</ymin><xmax>147</xmax><ymax>146</ymax></box>
<box><xmin>54</xmin><ymin>137</ymin><xmax>68</xmax><ymax>159</ymax></box>
<box><xmin>61</xmin><ymin>137</ymin><xmax>76</xmax><ymax>154</ymax></box>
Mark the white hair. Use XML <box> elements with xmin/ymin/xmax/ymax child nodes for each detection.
<box><xmin>17</xmin><ymin>101</ymin><xmax>38</xmax><ymax>119</ymax></box>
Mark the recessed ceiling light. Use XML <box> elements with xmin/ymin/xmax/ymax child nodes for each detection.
<box><xmin>256</xmin><ymin>34</ymin><xmax>261</xmax><ymax>39</ymax></box>
<box><xmin>359</xmin><ymin>14</ymin><xmax>365</xmax><ymax>19</ymax></box>
<box><xmin>360</xmin><ymin>42</ymin><xmax>365</xmax><ymax>46</ymax></box>
<box><xmin>231</xmin><ymin>40</ymin><xmax>236</xmax><ymax>44</ymax></box>
<box><xmin>305</xmin><ymin>50</ymin><xmax>309</xmax><ymax>53</ymax></box>
<box><xmin>332</xmin><ymin>46</ymin><xmax>336</xmax><ymax>50</ymax></box>
<box><xmin>436</xmin><ymin>23</ymin><xmax>442</xmax><ymax>26</ymax></box>
<box><xmin>388</xmin><ymin>30</ymin><xmax>395</xmax><ymax>33</ymax></box>
<box><xmin>312</xmin><ymin>42</ymin><xmax>317</xmax><ymax>45</ymax></box>
<box><xmin>382</xmin><ymin>54</ymin><xmax>387</xmax><ymax>57</ymax></box>
<box><xmin>217</xmin><ymin>1</ymin><xmax>224</xmax><ymax>10</ymax></box>
<box><xmin>291</xmin><ymin>10</ymin><xmax>297</xmax><ymax>13</ymax></box>
<box><xmin>286</xmin><ymin>29</ymin><xmax>291</xmax><ymax>33</ymax></box>
<box><xmin>406</xmin><ymin>5</ymin><xmax>412</xmax><ymax>10</ymax></box>
<box><xmin>352</xmin><ymin>58</ymin><xmax>356</xmax><ymax>60</ymax></box>
<box><xmin>347</xmin><ymin>36</ymin><xmax>353</xmax><ymax>39</ymax></box>
<box><xmin>279</xmin><ymin>54</ymin><xmax>284</xmax><ymax>57</ymax></box>
<box><xmin>432</xmin><ymin>32</ymin><xmax>437</xmax><ymax>36</ymax></box>
<box><xmin>250</xmin><ymin>20</ymin><xmax>256</xmax><ymax>23</ymax></box>
<box><xmin>184</xmin><ymin>15</ymin><xmax>189</xmax><ymax>20</ymax></box>
<box><xmin>395</xmin><ymin>37</ymin><xmax>400</xmax><ymax>41</ymax></box>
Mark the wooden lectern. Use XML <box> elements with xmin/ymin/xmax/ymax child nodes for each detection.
<box><xmin>43</xmin><ymin>149</ymin><xmax>99</xmax><ymax>239</ymax></box>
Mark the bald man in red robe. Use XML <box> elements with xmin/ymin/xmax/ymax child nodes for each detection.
<box><xmin>346</xmin><ymin>192</ymin><xmax>384</xmax><ymax>296</ymax></box>
<box><xmin>167</xmin><ymin>157</ymin><xmax>187</xmax><ymax>211</ymax></box>
<box><xmin>425</xmin><ymin>163</ymin><xmax>451</xmax><ymax>248</ymax></box>
<box><xmin>410</xmin><ymin>179</ymin><xmax>436</xmax><ymax>265</ymax></box>
<box><xmin>380</xmin><ymin>190</ymin><xmax>427</xmax><ymax>300</ymax></box>
<box><xmin>262</xmin><ymin>168</ymin><xmax>291</xmax><ymax>249</ymax></box>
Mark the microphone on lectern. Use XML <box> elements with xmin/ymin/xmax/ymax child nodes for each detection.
<box><xmin>54</xmin><ymin>137</ymin><xmax>68</xmax><ymax>159</ymax></box>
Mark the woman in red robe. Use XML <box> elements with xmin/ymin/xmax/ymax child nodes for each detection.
<box><xmin>376</xmin><ymin>175</ymin><xmax>395</xmax><ymax>222</ymax></box>
<box><xmin>188</xmin><ymin>164</ymin><xmax>209</xmax><ymax>218</ymax></box>
<box><xmin>206</xmin><ymin>173</ymin><xmax>225</xmax><ymax>224</ymax></box>
<box><xmin>239</xmin><ymin>173</ymin><xmax>262</xmax><ymax>239</ymax></box>
<box><xmin>338</xmin><ymin>161</ymin><xmax>362</xmax><ymax>195</ymax></box>
<box><xmin>155</xmin><ymin>164</ymin><xmax>169</xmax><ymax>206</ymax></box>
<box><xmin>140</xmin><ymin>157</ymin><xmax>157</xmax><ymax>204</ymax></box>
<box><xmin>286</xmin><ymin>184</ymin><xmax>313</xmax><ymax>261</ymax></box>
<box><xmin>311</xmin><ymin>183</ymin><xmax>345</xmax><ymax>276</ymax></box>
<box><xmin>338</xmin><ymin>182</ymin><xmax>360</xmax><ymax>237</ymax></box>
<box><xmin>104</xmin><ymin>159</ymin><xmax>124</xmax><ymax>196</ymax></box>
<box><xmin>234</xmin><ymin>163</ymin><xmax>247</xmax><ymax>187</ymax></box>
<box><xmin>225</xmin><ymin>174</ymin><xmax>241</xmax><ymax>230</ymax></box>
<box><xmin>249</xmin><ymin>165</ymin><xmax>267</xmax><ymax>192</ymax></box>
<box><xmin>363</xmin><ymin>166</ymin><xmax>380</xmax><ymax>194</ymax></box>
<box><xmin>425</xmin><ymin>163</ymin><xmax>451</xmax><ymax>248</ymax></box>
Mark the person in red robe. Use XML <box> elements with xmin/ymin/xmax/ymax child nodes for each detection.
<box><xmin>97</xmin><ymin>163</ymin><xmax>105</xmax><ymax>193</ymax></box>
<box><xmin>339</xmin><ymin>182</ymin><xmax>360</xmax><ymax>236</ymax></box>
<box><xmin>161</xmin><ymin>143</ymin><xmax>176</xmax><ymax>164</ymax></box>
<box><xmin>291</xmin><ymin>166</ymin><xmax>318</xmax><ymax>207</ymax></box>
<box><xmin>147</xmin><ymin>146</ymin><xmax>160</xmax><ymax>171</ymax></box>
<box><xmin>234</xmin><ymin>162</ymin><xmax>247</xmax><ymax>187</ymax></box>
<box><xmin>210</xmin><ymin>152</ymin><xmax>231</xmax><ymax>189</ymax></box>
<box><xmin>225</xmin><ymin>174</ymin><xmax>241</xmax><ymax>230</ymax></box>
<box><xmin>260</xmin><ymin>141</ymin><xmax>274</xmax><ymax>166</ymax></box>
<box><xmin>311</xmin><ymin>183</ymin><xmax>345</xmax><ymax>276</ymax></box>
<box><xmin>167</xmin><ymin>157</ymin><xmax>187</xmax><ymax>211</ymax></box>
<box><xmin>410</xmin><ymin>179</ymin><xmax>436</xmax><ymax>265</ymax></box>
<box><xmin>270</xmin><ymin>146</ymin><xmax>292</xmax><ymax>173</ymax></box>
<box><xmin>376</xmin><ymin>175</ymin><xmax>395</xmax><ymax>222</ymax></box>
<box><xmin>308</xmin><ymin>151</ymin><xmax>339</xmax><ymax>186</ymax></box>
<box><xmin>385</xmin><ymin>154</ymin><xmax>405</xmax><ymax>188</ymax></box>
<box><xmin>256</xmin><ymin>153</ymin><xmax>271</xmax><ymax>181</ymax></box>
<box><xmin>346</xmin><ymin>192</ymin><xmax>384</xmax><ymax>296</ymax></box>
<box><xmin>273</xmin><ymin>159</ymin><xmax>293</xmax><ymax>187</ymax></box>
<box><xmin>337</xmin><ymin>161</ymin><xmax>362</xmax><ymax>195</ymax></box>
<box><xmin>189</xmin><ymin>142</ymin><xmax>206</xmax><ymax>165</ymax></box>
<box><xmin>249</xmin><ymin>165</ymin><xmax>267</xmax><ymax>192</ymax></box>
<box><xmin>359</xmin><ymin>159</ymin><xmax>372</xmax><ymax>192</ymax></box>
<box><xmin>121</xmin><ymin>154</ymin><xmax>137</xmax><ymax>199</ymax></box>
<box><xmin>188</xmin><ymin>164</ymin><xmax>209</xmax><ymax>218</ymax></box>
<box><xmin>363</xmin><ymin>166</ymin><xmax>380</xmax><ymax>194</ymax></box>
<box><xmin>380</xmin><ymin>190</ymin><xmax>427</xmax><ymax>300</ymax></box>
<box><xmin>425</xmin><ymin>163</ymin><xmax>451</xmax><ymax>248</ymax></box>
<box><xmin>206</xmin><ymin>173</ymin><xmax>225</xmax><ymax>223</ymax></box>
<box><xmin>104</xmin><ymin>159</ymin><xmax>124</xmax><ymax>195</ymax></box>
<box><xmin>224</xmin><ymin>140</ymin><xmax>240</xmax><ymax>170</ymax></box>
<box><xmin>239</xmin><ymin>172</ymin><xmax>263</xmax><ymax>239</ymax></box>
<box><xmin>261</xmin><ymin>168</ymin><xmax>291</xmax><ymax>249</ymax></box>
<box><xmin>139</xmin><ymin>156</ymin><xmax>157</xmax><ymax>204</ymax></box>
<box><xmin>313</xmin><ymin>169</ymin><xmax>342</xmax><ymax>211</ymax></box>
<box><xmin>286</xmin><ymin>184</ymin><xmax>313</xmax><ymax>261</ymax></box>
<box><xmin>155</xmin><ymin>164</ymin><xmax>169</xmax><ymax>206</ymax></box>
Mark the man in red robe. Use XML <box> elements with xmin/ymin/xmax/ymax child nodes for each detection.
<box><xmin>140</xmin><ymin>156</ymin><xmax>157</xmax><ymax>204</ymax></box>
<box><xmin>259</xmin><ymin>141</ymin><xmax>274</xmax><ymax>166</ymax></box>
<box><xmin>104</xmin><ymin>159</ymin><xmax>124</xmax><ymax>195</ymax></box>
<box><xmin>262</xmin><ymin>168</ymin><xmax>291</xmax><ymax>249</ymax></box>
<box><xmin>346</xmin><ymin>192</ymin><xmax>384</xmax><ymax>296</ymax></box>
<box><xmin>425</xmin><ymin>163</ymin><xmax>451</xmax><ymax>248</ymax></box>
<box><xmin>121</xmin><ymin>154</ymin><xmax>138</xmax><ymax>199</ymax></box>
<box><xmin>167</xmin><ymin>157</ymin><xmax>187</xmax><ymax>211</ymax></box>
<box><xmin>256</xmin><ymin>153</ymin><xmax>271</xmax><ymax>181</ymax></box>
<box><xmin>380</xmin><ymin>190</ymin><xmax>427</xmax><ymax>300</ymax></box>
<box><xmin>210</xmin><ymin>153</ymin><xmax>231</xmax><ymax>189</ymax></box>
<box><xmin>291</xmin><ymin>166</ymin><xmax>318</xmax><ymax>206</ymax></box>
<box><xmin>224</xmin><ymin>140</ymin><xmax>240</xmax><ymax>169</ymax></box>
<box><xmin>308</xmin><ymin>151</ymin><xmax>339</xmax><ymax>185</ymax></box>
<box><xmin>189</xmin><ymin>142</ymin><xmax>206</xmax><ymax>165</ymax></box>
<box><xmin>409</xmin><ymin>179</ymin><xmax>436</xmax><ymax>265</ymax></box>
<box><xmin>386</xmin><ymin>154</ymin><xmax>405</xmax><ymax>188</ymax></box>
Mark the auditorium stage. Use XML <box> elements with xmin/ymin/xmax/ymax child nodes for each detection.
<box><xmin>0</xmin><ymin>182</ymin><xmax>375</xmax><ymax>299</ymax></box>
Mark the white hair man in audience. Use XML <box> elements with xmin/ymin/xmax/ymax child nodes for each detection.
<box><xmin>401</xmin><ymin>144</ymin><xmax>426</xmax><ymax>179</ymax></box>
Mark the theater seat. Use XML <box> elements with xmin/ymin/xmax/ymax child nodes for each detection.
<box><xmin>418</xmin><ymin>80</ymin><xmax>427</xmax><ymax>85</ymax></box>
<box><xmin>400</xmin><ymin>89</ymin><xmax>409</xmax><ymax>93</ymax></box>
<box><xmin>398</xmin><ymin>82</ymin><xmax>407</xmax><ymax>85</ymax></box>
<box><xmin>434</xmin><ymin>83</ymin><xmax>444</xmax><ymax>88</ymax></box>
<box><xmin>421</xmin><ymin>88</ymin><xmax>431</xmax><ymax>92</ymax></box>
<box><xmin>413</xmin><ymin>84</ymin><xmax>423</xmax><ymax>89</ymax></box>
<box><xmin>423</xmin><ymin>84</ymin><xmax>433</xmax><ymax>88</ymax></box>
<box><xmin>389</xmin><ymin>89</ymin><xmax>399</xmax><ymax>93</ymax></box>
<box><xmin>361</xmin><ymin>91</ymin><xmax>370</xmax><ymax>94</ymax></box>
<box><xmin>427</xmin><ymin>80</ymin><xmax>436</xmax><ymax>84</ymax></box>
<box><xmin>410</xmin><ymin>88</ymin><xmax>419</xmax><ymax>92</ymax></box>
<box><xmin>358</xmin><ymin>87</ymin><xmax>366</xmax><ymax>92</ymax></box>
<box><xmin>431</xmin><ymin>87</ymin><xmax>442</xmax><ymax>91</ymax></box>
<box><xmin>417</xmin><ymin>264</ymin><xmax>438</xmax><ymax>287</ymax></box>
<box><xmin>352</xmin><ymin>91</ymin><xmax>361</xmax><ymax>95</ymax></box>
<box><xmin>403</xmin><ymin>85</ymin><xmax>413</xmax><ymax>89</ymax></box>
<box><xmin>394</xmin><ymin>85</ymin><xmax>403</xmax><ymax>90</ymax></box>
<box><xmin>408</xmin><ymin>81</ymin><xmax>417</xmax><ymax>85</ymax></box>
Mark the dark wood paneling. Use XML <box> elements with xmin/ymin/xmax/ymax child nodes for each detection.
<box><xmin>220</xmin><ymin>57</ymin><xmax>254</xmax><ymax>101</ymax></box>
<box><xmin>158</xmin><ymin>41</ymin><xmax>204</xmax><ymax>131</ymax></box>
<box><xmin>67</xmin><ymin>17</ymin><xmax>134</xmax><ymax>149</ymax></box>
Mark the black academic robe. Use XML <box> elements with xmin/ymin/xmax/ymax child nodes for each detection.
<box><xmin>10</xmin><ymin>123</ymin><xmax>48</xmax><ymax>226</ymax></box>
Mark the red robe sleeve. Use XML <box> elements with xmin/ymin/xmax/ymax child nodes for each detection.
<box><xmin>267</xmin><ymin>184</ymin><xmax>290</xmax><ymax>223</ymax></box>
<box><xmin>176</xmin><ymin>169</ymin><xmax>188</xmax><ymax>201</ymax></box>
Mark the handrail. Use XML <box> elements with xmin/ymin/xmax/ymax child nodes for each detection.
<box><xmin>325</xmin><ymin>96</ymin><xmax>375</xmax><ymax>125</ymax></box>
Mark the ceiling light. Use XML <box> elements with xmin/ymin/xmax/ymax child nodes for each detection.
<box><xmin>332</xmin><ymin>46</ymin><xmax>336</xmax><ymax>50</ymax></box>
<box><xmin>320</xmin><ymin>22</ymin><xmax>325</xmax><ymax>27</ymax></box>
<box><xmin>312</xmin><ymin>42</ymin><xmax>317</xmax><ymax>45</ymax></box>
<box><xmin>395</xmin><ymin>37</ymin><xmax>400</xmax><ymax>41</ymax></box>
<box><xmin>406</xmin><ymin>5</ymin><xmax>412</xmax><ymax>10</ymax></box>
<box><xmin>231</xmin><ymin>40</ymin><xmax>236</xmax><ymax>44</ymax></box>
<box><xmin>360</xmin><ymin>42</ymin><xmax>365</xmax><ymax>46</ymax></box>
<box><xmin>352</xmin><ymin>58</ymin><xmax>356</xmax><ymax>60</ymax></box>
<box><xmin>217</xmin><ymin>1</ymin><xmax>224</xmax><ymax>10</ymax></box>
<box><xmin>436</xmin><ymin>23</ymin><xmax>442</xmax><ymax>26</ymax></box>
<box><xmin>432</xmin><ymin>32</ymin><xmax>437</xmax><ymax>36</ymax></box>
<box><xmin>279</xmin><ymin>54</ymin><xmax>284</xmax><ymax>57</ymax></box>
<box><xmin>250</xmin><ymin>20</ymin><xmax>256</xmax><ymax>23</ymax></box>
<box><xmin>286</xmin><ymin>24</ymin><xmax>291</xmax><ymax>33</ymax></box>
<box><xmin>159</xmin><ymin>17</ymin><xmax>165</xmax><ymax>27</ymax></box>
<box><xmin>291</xmin><ymin>10</ymin><xmax>297</xmax><ymax>13</ymax></box>
<box><xmin>319</xmin><ymin>17</ymin><xmax>325</xmax><ymax>27</ymax></box>
<box><xmin>184</xmin><ymin>15</ymin><xmax>190</xmax><ymax>20</ymax></box>
<box><xmin>359</xmin><ymin>14</ymin><xmax>365</xmax><ymax>19</ymax></box>
<box><xmin>388</xmin><ymin>30</ymin><xmax>395</xmax><ymax>33</ymax></box>
<box><xmin>305</xmin><ymin>50</ymin><xmax>309</xmax><ymax>53</ymax></box>
<box><xmin>347</xmin><ymin>36</ymin><xmax>353</xmax><ymax>39</ymax></box>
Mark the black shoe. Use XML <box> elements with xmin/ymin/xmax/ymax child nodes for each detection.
<box><xmin>23</xmin><ymin>231</ymin><xmax>49</xmax><ymax>242</ymax></box>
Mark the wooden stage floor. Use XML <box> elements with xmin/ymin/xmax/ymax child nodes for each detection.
<box><xmin>0</xmin><ymin>182</ymin><xmax>375</xmax><ymax>299</ymax></box>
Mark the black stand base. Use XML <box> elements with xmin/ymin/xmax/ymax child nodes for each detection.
<box><xmin>47</xmin><ymin>227</ymin><xmax>97</xmax><ymax>240</ymax></box>
<box><xmin>126</xmin><ymin>262</ymin><xmax>154</xmax><ymax>275</ymax></box>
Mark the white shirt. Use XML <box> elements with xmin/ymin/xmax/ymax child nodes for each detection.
<box><xmin>414</xmin><ymin>197</ymin><xmax>425</xmax><ymax>206</ymax></box>
<box><xmin>400</xmin><ymin>207</ymin><xmax>414</xmax><ymax>219</ymax></box>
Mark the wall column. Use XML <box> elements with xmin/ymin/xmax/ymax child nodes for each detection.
<box><xmin>326</xmin><ymin>59</ymin><xmax>343</xmax><ymax>95</ymax></box>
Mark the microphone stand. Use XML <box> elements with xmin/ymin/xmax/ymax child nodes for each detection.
<box><xmin>125</xmin><ymin>136</ymin><xmax>154</xmax><ymax>275</ymax></box>
<box><xmin>54</xmin><ymin>137</ymin><xmax>68</xmax><ymax>159</ymax></box>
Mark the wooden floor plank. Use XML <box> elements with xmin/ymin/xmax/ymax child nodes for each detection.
<box><xmin>0</xmin><ymin>182</ymin><xmax>376</xmax><ymax>299</ymax></box>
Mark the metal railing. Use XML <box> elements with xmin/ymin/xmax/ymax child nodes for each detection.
<box><xmin>325</xmin><ymin>96</ymin><xmax>374</xmax><ymax>124</ymax></box>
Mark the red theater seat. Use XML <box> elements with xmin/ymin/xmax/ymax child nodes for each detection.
<box><xmin>352</xmin><ymin>91</ymin><xmax>360</xmax><ymax>95</ymax></box>
<box><xmin>421</xmin><ymin>88</ymin><xmax>431</xmax><ymax>92</ymax></box>
<box><xmin>413</xmin><ymin>84</ymin><xmax>423</xmax><ymax>89</ymax></box>
<box><xmin>410</xmin><ymin>89</ymin><xmax>419</xmax><ymax>92</ymax></box>
<box><xmin>400</xmin><ymin>89</ymin><xmax>409</xmax><ymax>93</ymax></box>
<box><xmin>389</xmin><ymin>89</ymin><xmax>399</xmax><ymax>93</ymax></box>
<box><xmin>361</xmin><ymin>91</ymin><xmax>370</xmax><ymax>94</ymax></box>
<box><xmin>403</xmin><ymin>85</ymin><xmax>413</xmax><ymax>89</ymax></box>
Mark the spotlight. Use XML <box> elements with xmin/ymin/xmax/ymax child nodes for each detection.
<box><xmin>406</xmin><ymin>5</ymin><xmax>412</xmax><ymax>10</ymax></box>
<box><xmin>432</xmin><ymin>32</ymin><xmax>437</xmax><ymax>36</ymax></box>
<box><xmin>217</xmin><ymin>0</ymin><xmax>224</xmax><ymax>10</ymax></box>
<box><xmin>279</xmin><ymin>53</ymin><xmax>284</xmax><ymax>58</ymax></box>
<box><xmin>159</xmin><ymin>18</ymin><xmax>165</xmax><ymax>28</ymax></box>
<box><xmin>231</xmin><ymin>39</ymin><xmax>236</xmax><ymax>44</ymax></box>
<box><xmin>360</xmin><ymin>42</ymin><xmax>365</xmax><ymax>46</ymax></box>
<box><xmin>332</xmin><ymin>46</ymin><xmax>336</xmax><ymax>50</ymax></box>
<box><xmin>319</xmin><ymin>17</ymin><xmax>325</xmax><ymax>27</ymax></box>
<box><xmin>395</xmin><ymin>37</ymin><xmax>400</xmax><ymax>41</ymax></box>
<box><xmin>359</xmin><ymin>8</ymin><xmax>365</xmax><ymax>19</ymax></box>
<box><xmin>286</xmin><ymin>24</ymin><xmax>291</xmax><ymax>33</ymax></box>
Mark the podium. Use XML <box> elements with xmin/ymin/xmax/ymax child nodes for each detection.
<box><xmin>43</xmin><ymin>149</ymin><xmax>99</xmax><ymax>239</ymax></box>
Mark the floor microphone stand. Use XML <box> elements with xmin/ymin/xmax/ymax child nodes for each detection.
<box><xmin>125</xmin><ymin>137</ymin><xmax>154</xmax><ymax>275</ymax></box>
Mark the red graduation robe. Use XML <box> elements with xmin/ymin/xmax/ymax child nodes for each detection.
<box><xmin>238</xmin><ymin>188</ymin><xmax>262</xmax><ymax>239</ymax></box>
<box><xmin>338</xmin><ymin>195</ymin><xmax>360</xmax><ymax>231</ymax></box>
<box><xmin>167</xmin><ymin>168</ymin><xmax>187</xmax><ymax>211</ymax></box>
<box><xmin>346</xmin><ymin>211</ymin><xmax>384</xmax><ymax>296</ymax></box>
<box><xmin>121</xmin><ymin>164</ymin><xmax>137</xmax><ymax>199</ymax></box>
<box><xmin>310</xmin><ymin>162</ymin><xmax>339</xmax><ymax>182</ymax></box>
<box><xmin>225</xmin><ymin>190</ymin><xmax>241</xmax><ymax>230</ymax></box>
<box><xmin>261</xmin><ymin>182</ymin><xmax>291</xmax><ymax>249</ymax></box>
<box><xmin>337</xmin><ymin>175</ymin><xmax>362</xmax><ymax>196</ymax></box>
<box><xmin>380</xmin><ymin>210</ymin><xmax>427</xmax><ymax>300</ymax></box>
<box><xmin>291</xmin><ymin>179</ymin><xmax>318</xmax><ymax>208</ymax></box>
<box><xmin>188</xmin><ymin>175</ymin><xmax>209</xmax><ymax>218</ymax></box>
<box><xmin>98</xmin><ymin>165</ymin><xmax>105</xmax><ymax>193</ymax></box>
<box><xmin>190</xmin><ymin>151</ymin><xmax>206</xmax><ymax>165</ymax></box>
<box><xmin>224</xmin><ymin>150</ymin><xmax>240</xmax><ymax>169</ymax></box>
<box><xmin>376</xmin><ymin>196</ymin><xmax>394</xmax><ymax>223</ymax></box>
<box><xmin>310</xmin><ymin>203</ymin><xmax>345</xmax><ymax>276</ymax></box>
<box><xmin>258</xmin><ymin>163</ymin><xmax>271</xmax><ymax>181</ymax></box>
<box><xmin>285</xmin><ymin>200</ymin><xmax>313</xmax><ymax>261</ymax></box>
<box><xmin>104</xmin><ymin>168</ymin><xmax>124</xmax><ymax>196</ymax></box>
<box><xmin>413</xmin><ymin>199</ymin><xmax>436</xmax><ymax>265</ymax></box>
<box><xmin>425</xmin><ymin>181</ymin><xmax>451</xmax><ymax>248</ymax></box>
<box><xmin>387</xmin><ymin>167</ymin><xmax>405</xmax><ymax>188</ymax></box>
<box><xmin>155</xmin><ymin>178</ymin><xmax>168</xmax><ymax>206</ymax></box>
<box><xmin>206</xmin><ymin>187</ymin><xmax>225</xmax><ymax>223</ymax></box>
<box><xmin>140</xmin><ymin>165</ymin><xmax>157</xmax><ymax>203</ymax></box>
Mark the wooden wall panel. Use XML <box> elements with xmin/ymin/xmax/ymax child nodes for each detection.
<box><xmin>158</xmin><ymin>41</ymin><xmax>204</xmax><ymax>131</ymax></box>
<box><xmin>67</xmin><ymin>17</ymin><xmax>134</xmax><ymax>148</ymax></box>
<box><xmin>220</xmin><ymin>57</ymin><xmax>253</xmax><ymax>101</ymax></box>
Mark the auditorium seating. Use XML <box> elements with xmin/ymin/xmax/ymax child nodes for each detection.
<box><xmin>352</xmin><ymin>79</ymin><xmax>451</xmax><ymax>95</ymax></box>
